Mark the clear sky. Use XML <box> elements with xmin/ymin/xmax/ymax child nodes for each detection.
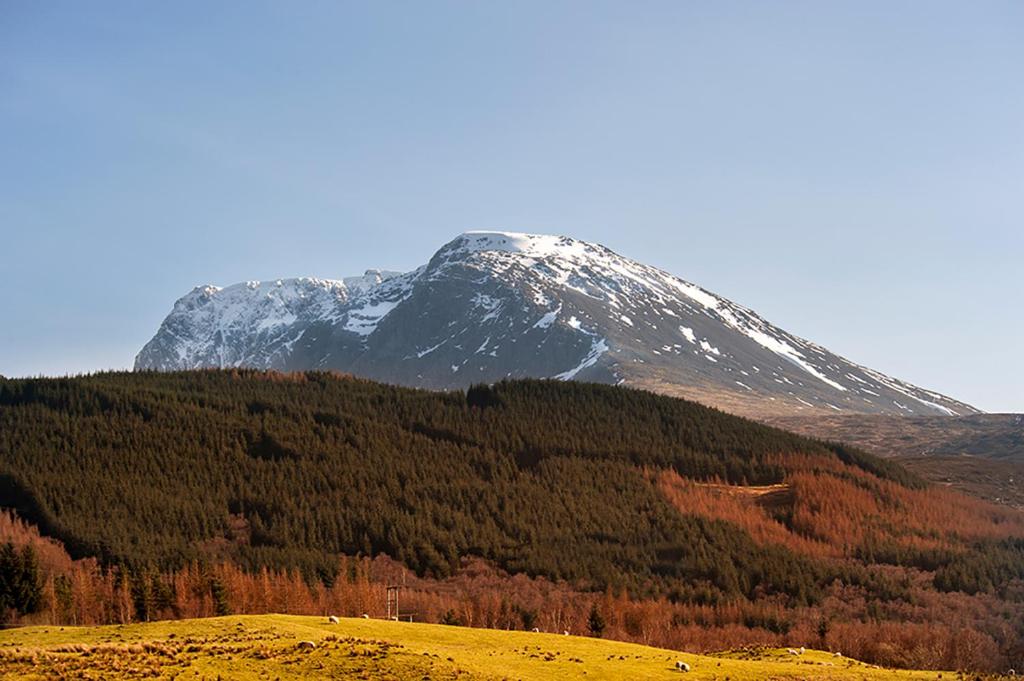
<box><xmin>1</xmin><ymin>2</ymin><xmax>1021</xmax><ymax>412</ymax></box>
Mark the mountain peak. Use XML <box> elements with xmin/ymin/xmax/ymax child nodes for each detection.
<box><xmin>452</xmin><ymin>231</ymin><xmax>592</xmax><ymax>256</ymax></box>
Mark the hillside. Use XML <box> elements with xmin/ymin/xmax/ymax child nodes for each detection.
<box><xmin>766</xmin><ymin>413</ymin><xmax>1024</xmax><ymax>508</ymax></box>
<box><xmin>0</xmin><ymin>614</ymin><xmax>960</xmax><ymax>681</ymax></box>
<box><xmin>1</xmin><ymin>371</ymin><xmax>920</xmax><ymax>589</ymax></box>
<box><xmin>766</xmin><ymin>413</ymin><xmax>1024</xmax><ymax>461</ymax></box>
<box><xmin>1</xmin><ymin>371</ymin><xmax>1022</xmax><ymax>671</ymax></box>
<box><xmin>135</xmin><ymin>232</ymin><xmax>975</xmax><ymax>417</ymax></box>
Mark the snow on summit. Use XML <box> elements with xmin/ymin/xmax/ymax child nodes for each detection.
<box><xmin>135</xmin><ymin>232</ymin><xmax>978</xmax><ymax>418</ymax></box>
<box><xmin>457</xmin><ymin>231</ymin><xmax>592</xmax><ymax>257</ymax></box>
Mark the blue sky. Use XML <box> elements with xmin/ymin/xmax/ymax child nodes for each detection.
<box><xmin>1</xmin><ymin>2</ymin><xmax>1021</xmax><ymax>411</ymax></box>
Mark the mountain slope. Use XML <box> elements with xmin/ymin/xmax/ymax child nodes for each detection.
<box><xmin>767</xmin><ymin>413</ymin><xmax>1024</xmax><ymax>462</ymax></box>
<box><xmin>764</xmin><ymin>412</ymin><xmax>1024</xmax><ymax>508</ymax></box>
<box><xmin>136</xmin><ymin>232</ymin><xmax>976</xmax><ymax>417</ymax></box>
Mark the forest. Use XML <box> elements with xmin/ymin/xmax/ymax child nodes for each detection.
<box><xmin>1</xmin><ymin>370</ymin><xmax>1022</xmax><ymax>671</ymax></box>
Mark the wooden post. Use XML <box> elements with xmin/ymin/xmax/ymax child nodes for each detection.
<box><xmin>386</xmin><ymin>584</ymin><xmax>399</xmax><ymax>620</ymax></box>
<box><xmin>386</xmin><ymin>570</ymin><xmax>407</xmax><ymax>621</ymax></box>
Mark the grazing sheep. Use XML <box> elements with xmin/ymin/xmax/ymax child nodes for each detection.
<box><xmin>563</xmin><ymin>630</ymin><xmax>570</xmax><ymax>636</ymax></box>
<box><xmin>787</xmin><ymin>648</ymin><xmax>800</xmax><ymax>656</ymax></box>
<box><xmin>327</xmin><ymin>615</ymin><xmax>339</xmax><ymax>624</ymax></box>
<box><xmin>833</xmin><ymin>652</ymin><xmax>842</xmax><ymax>658</ymax></box>
<box><xmin>297</xmin><ymin>640</ymin><xmax>316</xmax><ymax>650</ymax></box>
<box><xmin>1008</xmin><ymin>670</ymin><xmax>1016</xmax><ymax>677</ymax></box>
<box><xmin>531</xmin><ymin>627</ymin><xmax>540</xmax><ymax>633</ymax></box>
<box><xmin>674</xmin><ymin>660</ymin><xmax>690</xmax><ymax>672</ymax></box>
<box><xmin>799</xmin><ymin>647</ymin><xmax>805</xmax><ymax>655</ymax></box>
<box><xmin>361</xmin><ymin>613</ymin><xmax>369</xmax><ymax>619</ymax></box>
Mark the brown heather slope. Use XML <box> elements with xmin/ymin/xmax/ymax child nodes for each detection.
<box><xmin>764</xmin><ymin>413</ymin><xmax>1024</xmax><ymax>508</ymax></box>
<box><xmin>765</xmin><ymin>414</ymin><xmax>1024</xmax><ymax>461</ymax></box>
<box><xmin>633</xmin><ymin>374</ymin><xmax>1022</xmax><ymax>509</ymax></box>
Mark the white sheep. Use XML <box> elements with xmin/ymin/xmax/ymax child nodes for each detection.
<box><xmin>361</xmin><ymin>613</ymin><xmax>369</xmax><ymax>619</ymax></box>
<box><xmin>563</xmin><ymin>630</ymin><xmax>570</xmax><ymax>636</ymax></box>
<box><xmin>787</xmin><ymin>648</ymin><xmax>800</xmax><ymax>656</ymax></box>
<box><xmin>327</xmin><ymin>615</ymin><xmax>339</xmax><ymax>624</ymax></box>
<box><xmin>833</xmin><ymin>651</ymin><xmax>842</xmax><ymax>657</ymax></box>
<box><xmin>531</xmin><ymin>627</ymin><xmax>540</xmax><ymax>633</ymax></box>
<box><xmin>675</xmin><ymin>660</ymin><xmax>691</xmax><ymax>672</ymax></box>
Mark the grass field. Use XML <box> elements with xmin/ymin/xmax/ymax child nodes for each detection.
<box><xmin>0</xmin><ymin>614</ymin><xmax>958</xmax><ymax>680</ymax></box>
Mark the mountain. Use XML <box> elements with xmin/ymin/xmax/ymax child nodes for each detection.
<box><xmin>136</xmin><ymin>231</ymin><xmax>977</xmax><ymax>417</ymax></box>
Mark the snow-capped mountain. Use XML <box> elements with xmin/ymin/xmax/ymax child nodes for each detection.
<box><xmin>136</xmin><ymin>232</ymin><xmax>978</xmax><ymax>417</ymax></box>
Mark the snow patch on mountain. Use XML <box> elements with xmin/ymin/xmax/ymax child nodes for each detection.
<box><xmin>343</xmin><ymin>299</ymin><xmax>401</xmax><ymax>336</ymax></box>
<box><xmin>533</xmin><ymin>305</ymin><xmax>561</xmax><ymax>330</ymax></box>
<box><xmin>554</xmin><ymin>337</ymin><xmax>610</xmax><ymax>380</ymax></box>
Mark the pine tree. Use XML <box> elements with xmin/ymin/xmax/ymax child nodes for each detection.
<box><xmin>588</xmin><ymin>604</ymin><xmax>606</xmax><ymax>638</ymax></box>
<box><xmin>0</xmin><ymin>543</ymin><xmax>43</xmax><ymax>620</ymax></box>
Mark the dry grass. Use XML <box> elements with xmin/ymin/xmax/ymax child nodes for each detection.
<box><xmin>0</xmin><ymin>613</ymin><xmax>989</xmax><ymax>680</ymax></box>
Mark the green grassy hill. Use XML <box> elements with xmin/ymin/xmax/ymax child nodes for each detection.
<box><xmin>0</xmin><ymin>614</ymin><xmax>953</xmax><ymax>680</ymax></box>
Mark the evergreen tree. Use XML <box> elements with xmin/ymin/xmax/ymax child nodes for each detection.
<box><xmin>0</xmin><ymin>543</ymin><xmax>42</xmax><ymax>620</ymax></box>
<box><xmin>211</xmin><ymin>577</ymin><xmax>231</xmax><ymax>616</ymax></box>
<box><xmin>588</xmin><ymin>604</ymin><xmax>606</xmax><ymax>638</ymax></box>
